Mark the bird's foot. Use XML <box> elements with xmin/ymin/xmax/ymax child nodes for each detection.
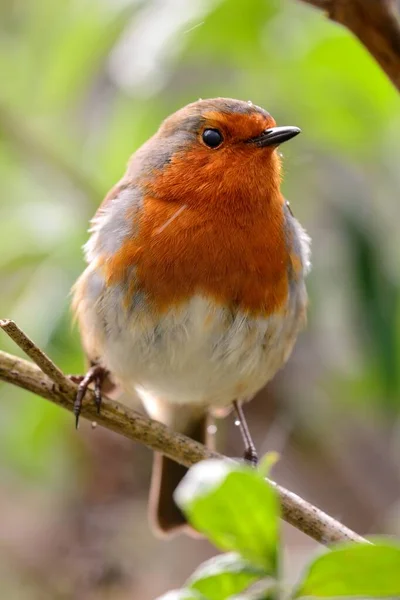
<box><xmin>72</xmin><ymin>365</ymin><xmax>107</xmax><ymax>428</ymax></box>
<box><xmin>243</xmin><ymin>446</ymin><xmax>258</xmax><ymax>467</ymax></box>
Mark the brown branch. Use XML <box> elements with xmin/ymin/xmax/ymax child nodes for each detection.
<box><xmin>0</xmin><ymin>320</ymin><xmax>76</xmax><ymax>395</ymax></box>
<box><xmin>0</xmin><ymin>348</ymin><xmax>217</xmax><ymax>468</ymax></box>
<box><xmin>0</xmin><ymin>330</ymin><xmax>366</xmax><ymax>546</ymax></box>
<box><xmin>299</xmin><ymin>0</ymin><xmax>400</xmax><ymax>92</ymax></box>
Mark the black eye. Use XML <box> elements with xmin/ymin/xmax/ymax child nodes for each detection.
<box><xmin>202</xmin><ymin>128</ymin><xmax>223</xmax><ymax>148</ymax></box>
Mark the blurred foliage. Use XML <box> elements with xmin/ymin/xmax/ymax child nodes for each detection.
<box><xmin>1</xmin><ymin>0</ymin><xmax>400</xmax><ymax>597</ymax></box>
<box><xmin>1</xmin><ymin>0</ymin><xmax>400</xmax><ymax>476</ymax></box>
<box><xmin>159</xmin><ymin>459</ymin><xmax>400</xmax><ymax>599</ymax></box>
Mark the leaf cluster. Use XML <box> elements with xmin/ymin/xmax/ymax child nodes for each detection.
<box><xmin>158</xmin><ymin>459</ymin><xmax>400</xmax><ymax>600</ymax></box>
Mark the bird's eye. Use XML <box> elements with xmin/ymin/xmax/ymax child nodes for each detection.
<box><xmin>202</xmin><ymin>128</ymin><xmax>223</xmax><ymax>148</ymax></box>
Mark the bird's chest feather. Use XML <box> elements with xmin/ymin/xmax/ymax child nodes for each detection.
<box><xmin>74</xmin><ymin>192</ymin><xmax>310</xmax><ymax>407</ymax></box>
<box><xmin>83</xmin><ymin>282</ymin><xmax>306</xmax><ymax>407</ymax></box>
<box><xmin>103</xmin><ymin>194</ymin><xmax>291</xmax><ymax>316</ymax></box>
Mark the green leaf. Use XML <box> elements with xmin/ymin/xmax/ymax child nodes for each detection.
<box><xmin>156</xmin><ymin>590</ymin><xmax>206</xmax><ymax>600</ymax></box>
<box><xmin>258</xmin><ymin>452</ymin><xmax>280</xmax><ymax>478</ymax></box>
<box><xmin>294</xmin><ymin>542</ymin><xmax>400</xmax><ymax>598</ymax></box>
<box><xmin>175</xmin><ymin>460</ymin><xmax>279</xmax><ymax>572</ymax></box>
<box><xmin>187</xmin><ymin>552</ymin><xmax>267</xmax><ymax>600</ymax></box>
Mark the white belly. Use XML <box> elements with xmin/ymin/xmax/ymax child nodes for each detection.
<box><xmin>79</xmin><ymin>277</ymin><xmax>305</xmax><ymax>412</ymax></box>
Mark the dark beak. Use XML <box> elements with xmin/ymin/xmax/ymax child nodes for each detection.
<box><xmin>249</xmin><ymin>126</ymin><xmax>301</xmax><ymax>147</ymax></box>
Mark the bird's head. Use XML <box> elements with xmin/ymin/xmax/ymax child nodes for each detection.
<box><xmin>130</xmin><ymin>97</ymin><xmax>300</xmax><ymax>215</ymax></box>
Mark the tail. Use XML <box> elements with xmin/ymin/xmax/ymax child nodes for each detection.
<box><xmin>149</xmin><ymin>415</ymin><xmax>210</xmax><ymax>537</ymax></box>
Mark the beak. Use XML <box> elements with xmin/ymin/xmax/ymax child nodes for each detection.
<box><xmin>249</xmin><ymin>126</ymin><xmax>301</xmax><ymax>147</ymax></box>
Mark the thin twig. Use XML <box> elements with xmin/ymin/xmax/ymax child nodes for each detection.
<box><xmin>0</xmin><ymin>339</ymin><xmax>366</xmax><ymax>545</ymax></box>
<box><xmin>0</xmin><ymin>320</ymin><xmax>76</xmax><ymax>395</ymax></box>
<box><xmin>271</xmin><ymin>482</ymin><xmax>366</xmax><ymax>544</ymax></box>
<box><xmin>0</xmin><ymin>348</ymin><xmax>220</xmax><ymax>477</ymax></box>
<box><xmin>298</xmin><ymin>0</ymin><xmax>400</xmax><ymax>92</ymax></box>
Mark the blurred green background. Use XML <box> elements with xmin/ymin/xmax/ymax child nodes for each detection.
<box><xmin>1</xmin><ymin>0</ymin><xmax>400</xmax><ymax>598</ymax></box>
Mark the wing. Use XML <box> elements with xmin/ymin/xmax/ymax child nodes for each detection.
<box><xmin>84</xmin><ymin>181</ymin><xmax>143</xmax><ymax>264</ymax></box>
<box><xmin>283</xmin><ymin>198</ymin><xmax>311</xmax><ymax>277</ymax></box>
<box><xmin>72</xmin><ymin>182</ymin><xmax>144</xmax><ymax>386</ymax></box>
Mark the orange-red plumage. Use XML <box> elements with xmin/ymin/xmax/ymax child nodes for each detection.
<box><xmin>104</xmin><ymin>193</ymin><xmax>289</xmax><ymax>315</ymax></box>
<box><xmin>102</xmin><ymin>109</ymin><xmax>290</xmax><ymax>315</ymax></box>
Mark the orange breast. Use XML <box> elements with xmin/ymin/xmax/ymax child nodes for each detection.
<box><xmin>104</xmin><ymin>192</ymin><xmax>289</xmax><ymax>318</ymax></box>
<box><xmin>103</xmin><ymin>134</ymin><xmax>291</xmax><ymax>317</ymax></box>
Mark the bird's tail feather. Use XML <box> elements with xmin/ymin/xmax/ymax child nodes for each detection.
<box><xmin>149</xmin><ymin>415</ymin><xmax>210</xmax><ymax>536</ymax></box>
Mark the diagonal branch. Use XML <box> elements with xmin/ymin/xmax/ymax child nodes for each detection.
<box><xmin>0</xmin><ymin>328</ymin><xmax>366</xmax><ymax>546</ymax></box>
<box><xmin>0</xmin><ymin>319</ymin><xmax>76</xmax><ymax>394</ymax></box>
<box><xmin>298</xmin><ymin>0</ymin><xmax>400</xmax><ymax>92</ymax></box>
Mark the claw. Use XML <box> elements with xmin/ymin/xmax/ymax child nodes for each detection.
<box><xmin>243</xmin><ymin>447</ymin><xmax>258</xmax><ymax>467</ymax></box>
<box><xmin>73</xmin><ymin>365</ymin><xmax>107</xmax><ymax>428</ymax></box>
<box><xmin>69</xmin><ymin>375</ymin><xmax>85</xmax><ymax>385</ymax></box>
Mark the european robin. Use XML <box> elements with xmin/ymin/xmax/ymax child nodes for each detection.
<box><xmin>72</xmin><ymin>97</ymin><xmax>311</xmax><ymax>535</ymax></box>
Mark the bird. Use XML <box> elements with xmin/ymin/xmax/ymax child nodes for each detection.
<box><xmin>72</xmin><ymin>97</ymin><xmax>311</xmax><ymax>536</ymax></box>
